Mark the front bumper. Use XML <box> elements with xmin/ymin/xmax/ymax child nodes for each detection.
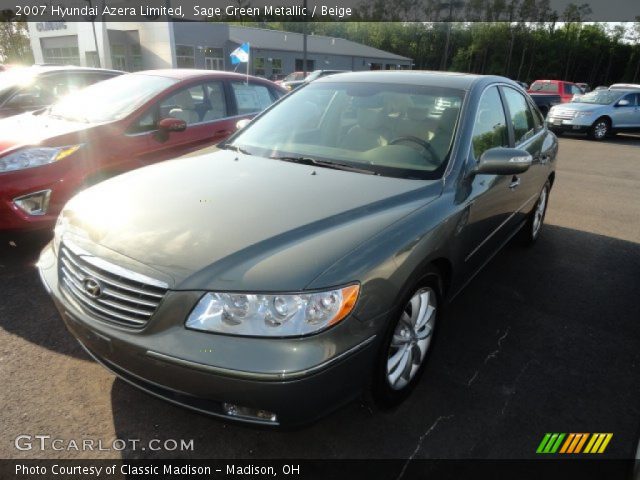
<box><xmin>546</xmin><ymin>116</ymin><xmax>592</xmax><ymax>133</ymax></box>
<box><xmin>0</xmin><ymin>162</ymin><xmax>80</xmax><ymax>232</ymax></box>
<box><xmin>38</xmin><ymin>242</ymin><xmax>382</xmax><ymax>427</ymax></box>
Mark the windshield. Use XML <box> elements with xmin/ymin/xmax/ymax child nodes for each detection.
<box><xmin>572</xmin><ymin>90</ymin><xmax>622</xmax><ymax>105</ymax></box>
<box><xmin>48</xmin><ymin>73</ymin><xmax>177</xmax><ymax>123</ymax></box>
<box><xmin>305</xmin><ymin>71</ymin><xmax>322</xmax><ymax>82</ymax></box>
<box><xmin>529</xmin><ymin>81</ymin><xmax>558</xmax><ymax>93</ymax></box>
<box><xmin>0</xmin><ymin>68</ymin><xmax>36</xmax><ymax>103</ymax></box>
<box><xmin>229</xmin><ymin>81</ymin><xmax>465</xmax><ymax>179</ymax></box>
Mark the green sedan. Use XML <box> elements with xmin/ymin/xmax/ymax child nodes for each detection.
<box><xmin>39</xmin><ymin>71</ymin><xmax>558</xmax><ymax>426</ymax></box>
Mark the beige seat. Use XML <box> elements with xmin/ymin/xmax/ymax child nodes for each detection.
<box><xmin>168</xmin><ymin>90</ymin><xmax>199</xmax><ymax>125</ymax></box>
<box><xmin>341</xmin><ymin>108</ymin><xmax>389</xmax><ymax>151</ymax></box>
<box><xmin>202</xmin><ymin>84</ymin><xmax>226</xmax><ymax>122</ymax></box>
<box><xmin>395</xmin><ymin>106</ymin><xmax>438</xmax><ymax>140</ymax></box>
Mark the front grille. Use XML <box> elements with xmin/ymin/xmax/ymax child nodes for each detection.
<box><xmin>550</xmin><ymin>110</ymin><xmax>576</xmax><ymax>120</ymax></box>
<box><xmin>58</xmin><ymin>241</ymin><xmax>168</xmax><ymax>328</ymax></box>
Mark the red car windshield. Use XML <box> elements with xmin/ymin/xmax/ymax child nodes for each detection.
<box><xmin>48</xmin><ymin>73</ymin><xmax>177</xmax><ymax>123</ymax></box>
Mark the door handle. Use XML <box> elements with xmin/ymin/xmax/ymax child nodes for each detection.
<box><xmin>509</xmin><ymin>176</ymin><xmax>521</xmax><ymax>189</ymax></box>
<box><xmin>214</xmin><ymin>129</ymin><xmax>232</xmax><ymax>136</ymax></box>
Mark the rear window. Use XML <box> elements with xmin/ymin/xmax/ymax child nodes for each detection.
<box><xmin>530</xmin><ymin>81</ymin><xmax>558</xmax><ymax>93</ymax></box>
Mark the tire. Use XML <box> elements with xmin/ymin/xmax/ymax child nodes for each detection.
<box><xmin>372</xmin><ymin>270</ymin><xmax>442</xmax><ymax>408</ymax></box>
<box><xmin>588</xmin><ymin>117</ymin><xmax>610</xmax><ymax>140</ymax></box>
<box><xmin>520</xmin><ymin>180</ymin><xmax>550</xmax><ymax>246</ymax></box>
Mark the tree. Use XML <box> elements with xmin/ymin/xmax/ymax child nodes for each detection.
<box><xmin>0</xmin><ymin>19</ymin><xmax>33</xmax><ymax>65</ymax></box>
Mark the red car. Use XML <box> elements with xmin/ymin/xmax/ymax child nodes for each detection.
<box><xmin>0</xmin><ymin>69</ymin><xmax>286</xmax><ymax>232</ymax></box>
<box><xmin>528</xmin><ymin>79</ymin><xmax>582</xmax><ymax>103</ymax></box>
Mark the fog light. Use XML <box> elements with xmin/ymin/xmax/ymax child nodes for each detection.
<box><xmin>222</xmin><ymin>403</ymin><xmax>277</xmax><ymax>423</ymax></box>
<box><xmin>13</xmin><ymin>189</ymin><xmax>51</xmax><ymax>216</ymax></box>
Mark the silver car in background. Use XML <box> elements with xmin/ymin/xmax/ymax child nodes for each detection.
<box><xmin>546</xmin><ymin>89</ymin><xmax>640</xmax><ymax>140</ymax></box>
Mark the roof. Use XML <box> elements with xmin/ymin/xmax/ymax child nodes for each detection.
<box><xmin>5</xmin><ymin>65</ymin><xmax>123</xmax><ymax>75</ymax></box>
<box><xmin>228</xmin><ymin>26</ymin><xmax>411</xmax><ymax>62</ymax></box>
<box><xmin>134</xmin><ymin>69</ymin><xmax>282</xmax><ymax>87</ymax></box>
<box><xmin>314</xmin><ymin>70</ymin><xmax>490</xmax><ymax>90</ymax></box>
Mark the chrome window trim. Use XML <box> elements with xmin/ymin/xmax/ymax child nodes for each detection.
<box><xmin>124</xmin><ymin>112</ymin><xmax>255</xmax><ymax>138</ymax></box>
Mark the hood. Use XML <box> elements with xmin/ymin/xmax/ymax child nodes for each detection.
<box><xmin>62</xmin><ymin>151</ymin><xmax>441</xmax><ymax>290</ymax></box>
<box><xmin>554</xmin><ymin>102</ymin><xmax>607</xmax><ymax>112</ymax></box>
<box><xmin>0</xmin><ymin>111</ymin><xmax>91</xmax><ymax>154</ymax></box>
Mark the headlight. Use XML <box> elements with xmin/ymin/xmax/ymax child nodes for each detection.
<box><xmin>574</xmin><ymin>111</ymin><xmax>594</xmax><ymax>118</ymax></box>
<box><xmin>53</xmin><ymin>214</ymin><xmax>69</xmax><ymax>253</ymax></box>
<box><xmin>186</xmin><ymin>285</ymin><xmax>360</xmax><ymax>337</ymax></box>
<box><xmin>0</xmin><ymin>145</ymin><xmax>81</xmax><ymax>173</ymax></box>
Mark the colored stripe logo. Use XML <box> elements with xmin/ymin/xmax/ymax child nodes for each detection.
<box><xmin>536</xmin><ymin>433</ymin><xmax>613</xmax><ymax>454</ymax></box>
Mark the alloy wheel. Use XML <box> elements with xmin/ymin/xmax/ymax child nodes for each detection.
<box><xmin>532</xmin><ymin>186</ymin><xmax>548</xmax><ymax>238</ymax></box>
<box><xmin>386</xmin><ymin>287</ymin><xmax>437</xmax><ymax>390</ymax></box>
<box><xmin>593</xmin><ymin>120</ymin><xmax>608</xmax><ymax>139</ymax></box>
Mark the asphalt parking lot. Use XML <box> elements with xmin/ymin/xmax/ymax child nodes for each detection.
<box><xmin>1</xmin><ymin>134</ymin><xmax>639</xmax><ymax>461</ymax></box>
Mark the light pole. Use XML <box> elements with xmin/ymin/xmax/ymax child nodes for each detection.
<box><xmin>302</xmin><ymin>0</ymin><xmax>307</xmax><ymax>76</ymax></box>
<box><xmin>85</xmin><ymin>0</ymin><xmax>101</xmax><ymax>67</ymax></box>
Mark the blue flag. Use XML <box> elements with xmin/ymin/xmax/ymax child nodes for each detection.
<box><xmin>230</xmin><ymin>43</ymin><xmax>250</xmax><ymax>64</ymax></box>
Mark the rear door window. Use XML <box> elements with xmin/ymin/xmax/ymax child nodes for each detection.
<box><xmin>230</xmin><ymin>82</ymin><xmax>274</xmax><ymax>115</ymax></box>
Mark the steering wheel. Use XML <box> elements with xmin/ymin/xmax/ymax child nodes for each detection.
<box><xmin>388</xmin><ymin>136</ymin><xmax>439</xmax><ymax>164</ymax></box>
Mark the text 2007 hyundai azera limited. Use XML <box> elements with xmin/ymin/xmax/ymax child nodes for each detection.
<box><xmin>39</xmin><ymin>71</ymin><xmax>557</xmax><ymax>426</ymax></box>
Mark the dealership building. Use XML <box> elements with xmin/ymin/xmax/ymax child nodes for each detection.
<box><xmin>27</xmin><ymin>22</ymin><xmax>412</xmax><ymax>77</ymax></box>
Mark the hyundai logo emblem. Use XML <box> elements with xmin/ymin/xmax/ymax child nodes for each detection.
<box><xmin>83</xmin><ymin>277</ymin><xmax>103</xmax><ymax>299</ymax></box>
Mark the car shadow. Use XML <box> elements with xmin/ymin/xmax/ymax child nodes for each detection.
<box><xmin>108</xmin><ymin>224</ymin><xmax>640</xmax><ymax>460</ymax></box>
<box><xmin>0</xmin><ymin>231</ymin><xmax>89</xmax><ymax>360</ymax></box>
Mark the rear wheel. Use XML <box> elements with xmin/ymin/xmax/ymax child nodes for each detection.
<box><xmin>372</xmin><ymin>271</ymin><xmax>441</xmax><ymax>407</ymax></box>
<box><xmin>520</xmin><ymin>180</ymin><xmax>550</xmax><ymax>246</ymax></box>
<box><xmin>588</xmin><ymin>117</ymin><xmax>610</xmax><ymax>140</ymax></box>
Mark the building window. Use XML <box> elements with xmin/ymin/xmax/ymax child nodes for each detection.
<box><xmin>204</xmin><ymin>47</ymin><xmax>224</xmax><ymax>70</ymax></box>
<box><xmin>85</xmin><ymin>51</ymin><xmax>99</xmax><ymax>68</ymax></box>
<box><xmin>271</xmin><ymin>58</ymin><xmax>282</xmax><ymax>75</ymax></box>
<box><xmin>43</xmin><ymin>46</ymin><xmax>80</xmax><ymax>66</ymax></box>
<box><xmin>130</xmin><ymin>44</ymin><xmax>143</xmax><ymax>71</ymax></box>
<box><xmin>176</xmin><ymin>45</ymin><xmax>195</xmax><ymax>69</ymax></box>
<box><xmin>295</xmin><ymin>59</ymin><xmax>314</xmax><ymax>71</ymax></box>
<box><xmin>254</xmin><ymin>57</ymin><xmax>265</xmax><ymax>77</ymax></box>
<box><xmin>111</xmin><ymin>44</ymin><xmax>127</xmax><ymax>71</ymax></box>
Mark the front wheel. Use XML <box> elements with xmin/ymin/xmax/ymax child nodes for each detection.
<box><xmin>520</xmin><ymin>180</ymin><xmax>550</xmax><ymax>246</ymax></box>
<box><xmin>373</xmin><ymin>273</ymin><xmax>441</xmax><ymax>407</ymax></box>
<box><xmin>588</xmin><ymin>118</ymin><xmax>610</xmax><ymax>140</ymax></box>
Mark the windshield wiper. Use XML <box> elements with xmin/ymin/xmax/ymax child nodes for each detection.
<box><xmin>270</xmin><ymin>156</ymin><xmax>379</xmax><ymax>175</ymax></box>
<box><xmin>219</xmin><ymin>143</ymin><xmax>252</xmax><ymax>155</ymax></box>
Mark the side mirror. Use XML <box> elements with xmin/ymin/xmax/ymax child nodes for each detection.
<box><xmin>158</xmin><ymin>117</ymin><xmax>187</xmax><ymax>133</ymax></box>
<box><xmin>473</xmin><ymin>148</ymin><xmax>532</xmax><ymax>176</ymax></box>
<box><xmin>236</xmin><ymin>118</ymin><xmax>251</xmax><ymax>131</ymax></box>
<box><xmin>616</xmin><ymin>99</ymin><xmax>630</xmax><ymax>107</ymax></box>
